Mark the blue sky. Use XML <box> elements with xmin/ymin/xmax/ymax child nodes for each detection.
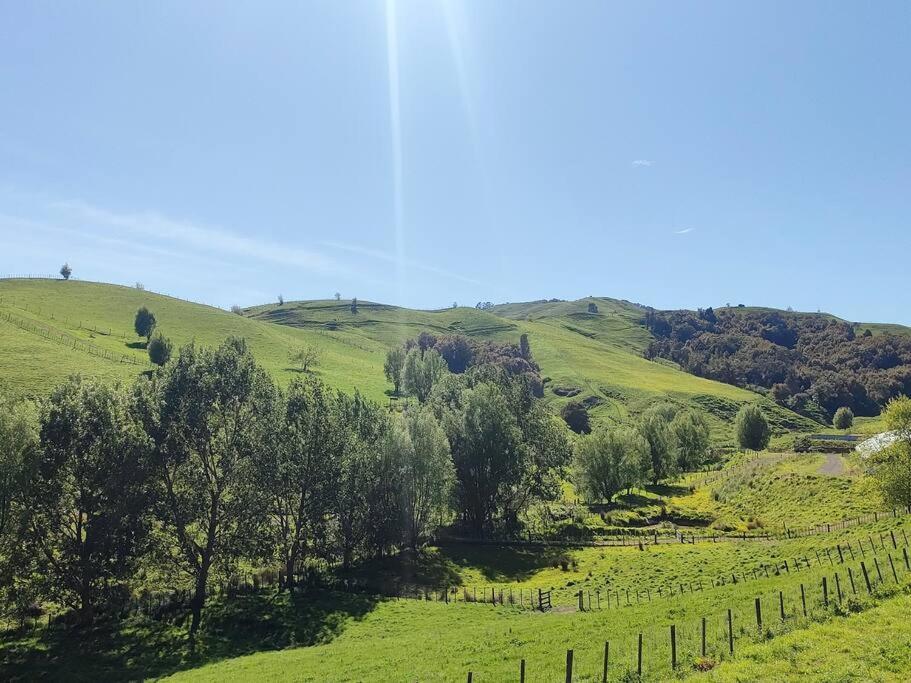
<box><xmin>1</xmin><ymin>1</ymin><xmax>909</xmax><ymax>322</ymax></box>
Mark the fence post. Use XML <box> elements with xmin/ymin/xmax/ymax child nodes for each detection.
<box><xmin>904</xmin><ymin>547</ymin><xmax>910</xmax><ymax>571</ymax></box>
<box><xmin>701</xmin><ymin>616</ymin><xmax>707</xmax><ymax>657</ymax></box>
<box><xmin>888</xmin><ymin>554</ymin><xmax>898</xmax><ymax>582</ymax></box>
<box><xmin>520</xmin><ymin>658</ymin><xmax>526</xmax><ymax>683</ymax></box>
<box><xmin>861</xmin><ymin>562</ymin><xmax>872</xmax><ymax>593</ymax></box>
<box><xmin>637</xmin><ymin>633</ymin><xmax>643</xmax><ymax>677</ymax></box>
<box><xmin>874</xmin><ymin>557</ymin><xmax>884</xmax><ymax>583</ymax></box>
<box><xmin>727</xmin><ymin>609</ymin><xmax>734</xmax><ymax>655</ymax></box>
<box><xmin>848</xmin><ymin>567</ymin><xmax>857</xmax><ymax>594</ymax></box>
<box><xmin>755</xmin><ymin>597</ymin><xmax>762</xmax><ymax>632</ymax></box>
<box><xmin>671</xmin><ymin>624</ymin><xmax>677</xmax><ymax>669</ymax></box>
<box><xmin>822</xmin><ymin>577</ymin><xmax>828</xmax><ymax>608</ymax></box>
<box><xmin>800</xmin><ymin>584</ymin><xmax>807</xmax><ymax>617</ymax></box>
<box><xmin>891</xmin><ymin>530</ymin><xmax>897</xmax><ymax>549</ymax></box>
<box><xmin>467</xmin><ymin>672</ymin><xmax>472</xmax><ymax>683</ymax></box>
<box><xmin>565</xmin><ymin>649</ymin><xmax>573</xmax><ymax>683</ymax></box>
<box><xmin>779</xmin><ymin>590</ymin><xmax>785</xmax><ymax>620</ymax></box>
<box><xmin>835</xmin><ymin>573</ymin><xmax>843</xmax><ymax>603</ymax></box>
<box><xmin>602</xmin><ymin>642</ymin><xmax>609</xmax><ymax>683</ymax></box>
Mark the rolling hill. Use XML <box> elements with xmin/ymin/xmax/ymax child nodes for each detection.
<box><xmin>1</xmin><ymin>279</ymin><xmax>820</xmax><ymax>444</ymax></box>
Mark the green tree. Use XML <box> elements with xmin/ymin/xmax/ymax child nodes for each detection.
<box><xmin>59</xmin><ymin>263</ymin><xmax>72</xmax><ymax>280</ymax></box>
<box><xmin>870</xmin><ymin>396</ymin><xmax>911</xmax><ymax>507</ymax></box>
<box><xmin>147</xmin><ymin>333</ymin><xmax>172</xmax><ymax>366</ymax></box>
<box><xmin>134</xmin><ymin>306</ymin><xmax>157</xmax><ymax>342</ymax></box>
<box><xmin>0</xmin><ymin>397</ymin><xmax>38</xmax><ymax>550</ymax></box>
<box><xmin>833</xmin><ymin>406</ymin><xmax>854</xmax><ymax>430</ymax></box>
<box><xmin>290</xmin><ymin>345</ymin><xmax>320</xmax><ymax>373</ymax></box>
<box><xmin>735</xmin><ymin>404</ymin><xmax>771</xmax><ymax>450</ymax></box>
<box><xmin>142</xmin><ymin>338</ymin><xmax>278</xmax><ymax>641</ymax></box>
<box><xmin>403</xmin><ymin>347</ymin><xmax>447</xmax><ymax>402</ymax></box>
<box><xmin>264</xmin><ymin>378</ymin><xmax>345</xmax><ymax>589</ymax></box>
<box><xmin>637</xmin><ymin>403</ymin><xmax>679</xmax><ymax>484</ymax></box>
<box><xmin>670</xmin><ymin>410</ymin><xmax>710</xmax><ymax>471</ymax></box>
<box><xmin>384</xmin><ymin>346</ymin><xmax>406</xmax><ymax>395</ymax></box>
<box><xmin>574</xmin><ymin>426</ymin><xmax>649</xmax><ymax>503</ymax></box>
<box><xmin>27</xmin><ymin>378</ymin><xmax>150</xmax><ymax>623</ymax></box>
<box><xmin>560</xmin><ymin>401</ymin><xmax>591</xmax><ymax>434</ymax></box>
<box><xmin>395</xmin><ymin>407</ymin><xmax>454</xmax><ymax>548</ymax></box>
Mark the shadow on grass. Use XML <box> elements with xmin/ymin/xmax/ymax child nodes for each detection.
<box><xmin>645</xmin><ymin>483</ymin><xmax>692</xmax><ymax>498</ymax></box>
<box><xmin>125</xmin><ymin>341</ymin><xmax>146</xmax><ymax>350</ymax></box>
<box><xmin>0</xmin><ymin>589</ymin><xmax>377</xmax><ymax>682</ymax></box>
<box><xmin>437</xmin><ymin>544</ymin><xmax>571</xmax><ymax>583</ymax></box>
<box><xmin>342</xmin><ymin>548</ymin><xmax>463</xmax><ymax>592</ymax></box>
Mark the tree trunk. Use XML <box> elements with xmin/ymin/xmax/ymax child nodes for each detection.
<box><xmin>285</xmin><ymin>556</ymin><xmax>296</xmax><ymax>592</ymax></box>
<box><xmin>188</xmin><ymin>563</ymin><xmax>209</xmax><ymax>645</ymax></box>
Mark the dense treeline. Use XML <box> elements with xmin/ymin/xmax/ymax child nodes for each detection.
<box><xmin>644</xmin><ymin>307</ymin><xmax>911</xmax><ymax>421</ymax></box>
<box><xmin>0</xmin><ymin>336</ymin><xmax>569</xmax><ymax>635</ymax></box>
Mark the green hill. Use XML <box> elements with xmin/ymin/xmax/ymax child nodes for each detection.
<box><xmin>0</xmin><ymin>279</ymin><xmax>818</xmax><ymax>444</ymax></box>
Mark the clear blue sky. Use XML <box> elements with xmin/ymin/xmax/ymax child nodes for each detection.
<box><xmin>2</xmin><ymin>1</ymin><xmax>909</xmax><ymax>322</ymax></box>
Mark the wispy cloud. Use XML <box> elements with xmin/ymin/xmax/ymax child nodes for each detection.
<box><xmin>674</xmin><ymin>227</ymin><xmax>695</xmax><ymax>235</ymax></box>
<box><xmin>632</xmin><ymin>159</ymin><xmax>653</xmax><ymax>167</ymax></box>
<box><xmin>52</xmin><ymin>200</ymin><xmax>345</xmax><ymax>275</ymax></box>
<box><xmin>322</xmin><ymin>240</ymin><xmax>481</xmax><ymax>285</ymax></box>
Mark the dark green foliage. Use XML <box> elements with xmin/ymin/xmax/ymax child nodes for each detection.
<box><xmin>561</xmin><ymin>400</ymin><xmax>591</xmax><ymax>434</ymax></box>
<box><xmin>637</xmin><ymin>403</ymin><xmax>679</xmax><ymax>484</ymax></box>
<box><xmin>134</xmin><ymin>306</ymin><xmax>157</xmax><ymax>341</ymax></box>
<box><xmin>833</xmin><ymin>406</ymin><xmax>854</xmax><ymax>429</ymax></box>
<box><xmin>644</xmin><ymin>307</ymin><xmax>911</xmax><ymax>420</ymax></box>
<box><xmin>587</xmin><ymin>302</ymin><xmax>598</xmax><ymax>314</ymax></box>
<box><xmin>350</xmin><ymin>297</ymin><xmax>358</xmax><ymax>314</ymax></box>
<box><xmin>147</xmin><ymin>334</ymin><xmax>172</xmax><ymax>366</ymax></box>
<box><xmin>735</xmin><ymin>404</ymin><xmax>771</xmax><ymax>450</ymax></box>
<box><xmin>27</xmin><ymin>378</ymin><xmax>151</xmax><ymax>622</ymax></box>
<box><xmin>59</xmin><ymin>263</ymin><xmax>72</xmax><ymax>280</ymax></box>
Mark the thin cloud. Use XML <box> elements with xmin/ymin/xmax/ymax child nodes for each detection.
<box><xmin>674</xmin><ymin>227</ymin><xmax>695</xmax><ymax>235</ymax></box>
<box><xmin>322</xmin><ymin>240</ymin><xmax>481</xmax><ymax>285</ymax></box>
<box><xmin>632</xmin><ymin>159</ymin><xmax>653</xmax><ymax>167</ymax></box>
<box><xmin>53</xmin><ymin>200</ymin><xmax>345</xmax><ymax>276</ymax></box>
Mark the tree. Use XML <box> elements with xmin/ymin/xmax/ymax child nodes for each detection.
<box><xmin>396</xmin><ymin>407</ymin><xmax>454</xmax><ymax>548</ymax></box>
<box><xmin>0</xmin><ymin>397</ymin><xmax>38</xmax><ymax>544</ymax></box>
<box><xmin>350</xmin><ymin>297</ymin><xmax>358</xmax><ymax>314</ymax></box>
<box><xmin>141</xmin><ymin>338</ymin><xmax>278</xmax><ymax>641</ymax></box>
<box><xmin>334</xmin><ymin>292</ymin><xmax>341</xmax><ymax>301</ymax></box>
<box><xmin>59</xmin><ymin>263</ymin><xmax>72</xmax><ymax>280</ymax></box>
<box><xmin>735</xmin><ymin>404</ymin><xmax>771</xmax><ymax>450</ymax></box>
<box><xmin>134</xmin><ymin>307</ymin><xmax>157</xmax><ymax>342</ymax></box>
<box><xmin>446</xmin><ymin>383</ymin><xmax>524</xmax><ymax>536</ymax></box>
<box><xmin>26</xmin><ymin>378</ymin><xmax>150</xmax><ymax>623</ymax></box>
<box><xmin>574</xmin><ymin>426</ymin><xmax>649</xmax><ymax>503</ymax></box>
<box><xmin>833</xmin><ymin>406</ymin><xmax>854</xmax><ymax>430</ymax></box>
<box><xmin>587</xmin><ymin>302</ymin><xmax>599</xmax><ymax>314</ymax></box>
<box><xmin>384</xmin><ymin>346</ymin><xmax>406</xmax><ymax>394</ymax></box>
<box><xmin>290</xmin><ymin>345</ymin><xmax>321</xmax><ymax>373</ymax></box>
<box><xmin>403</xmin><ymin>348</ymin><xmax>447</xmax><ymax>402</ymax></box>
<box><xmin>561</xmin><ymin>401</ymin><xmax>591</xmax><ymax>434</ymax></box>
<box><xmin>637</xmin><ymin>404</ymin><xmax>678</xmax><ymax>484</ymax></box>
<box><xmin>870</xmin><ymin>396</ymin><xmax>911</xmax><ymax>507</ymax></box>
<box><xmin>670</xmin><ymin>410</ymin><xmax>710</xmax><ymax>471</ymax></box>
<box><xmin>263</xmin><ymin>378</ymin><xmax>345</xmax><ymax>589</ymax></box>
<box><xmin>519</xmin><ymin>334</ymin><xmax>531</xmax><ymax>360</ymax></box>
<box><xmin>147</xmin><ymin>334</ymin><xmax>172</xmax><ymax>366</ymax></box>
<box><xmin>278</xmin><ymin>294</ymin><xmax>284</xmax><ymax>306</ymax></box>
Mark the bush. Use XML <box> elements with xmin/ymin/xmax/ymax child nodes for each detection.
<box><xmin>134</xmin><ymin>306</ymin><xmax>156</xmax><ymax>341</ymax></box>
<box><xmin>148</xmin><ymin>334</ymin><xmax>172</xmax><ymax>366</ymax></box>
<box><xmin>735</xmin><ymin>404</ymin><xmax>771</xmax><ymax>450</ymax></box>
<box><xmin>561</xmin><ymin>401</ymin><xmax>591</xmax><ymax>434</ymax></box>
<box><xmin>59</xmin><ymin>263</ymin><xmax>72</xmax><ymax>280</ymax></box>
<box><xmin>833</xmin><ymin>406</ymin><xmax>854</xmax><ymax>429</ymax></box>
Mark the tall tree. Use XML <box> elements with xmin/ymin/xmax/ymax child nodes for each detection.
<box><xmin>870</xmin><ymin>396</ymin><xmax>911</xmax><ymax>507</ymax></box>
<box><xmin>143</xmin><ymin>338</ymin><xmax>277</xmax><ymax>641</ymax></box>
<box><xmin>264</xmin><ymin>378</ymin><xmax>344</xmax><ymax>589</ymax></box>
<box><xmin>384</xmin><ymin>346</ymin><xmax>406</xmax><ymax>394</ymax></box>
<box><xmin>403</xmin><ymin>347</ymin><xmax>447</xmax><ymax>402</ymax></box>
<box><xmin>26</xmin><ymin>378</ymin><xmax>150</xmax><ymax>623</ymax></box>
<box><xmin>396</xmin><ymin>407</ymin><xmax>454</xmax><ymax>548</ymax></box>
<box><xmin>670</xmin><ymin>410</ymin><xmax>710</xmax><ymax>471</ymax></box>
<box><xmin>59</xmin><ymin>263</ymin><xmax>72</xmax><ymax>280</ymax></box>
<box><xmin>637</xmin><ymin>404</ymin><xmax>679</xmax><ymax>484</ymax></box>
<box><xmin>0</xmin><ymin>397</ymin><xmax>37</xmax><ymax>544</ymax></box>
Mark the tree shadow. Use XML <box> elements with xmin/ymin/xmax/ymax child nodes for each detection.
<box><xmin>0</xmin><ymin>589</ymin><xmax>377</xmax><ymax>682</ymax></box>
<box><xmin>342</xmin><ymin>548</ymin><xmax>463</xmax><ymax>593</ymax></box>
<box><xmin>125</xmin><ymin>341</ymin><xmax>146</xmax><ymax>350</ymax></box>
<box><xmin>645</xmin><ymin>483</ymin><xmax>692</xmax><ymax>497</ymax></box>
<box><xmin>437</xmin><ymin>544</ymin><xmax>572</xmax><ymax>583</ymax></box>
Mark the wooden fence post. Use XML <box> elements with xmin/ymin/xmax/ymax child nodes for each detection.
<box><xmin>671</xmin><ymin>624</ymin><xmax>677</xmax><ymax>669</ymax></box>
<box><xmin>637</xmin><ymin>633</ymin><xmax>643</xmax><ymax>677</ymax></box>
<box><xmin>800</xmin><ymin>584</ymin><xmax>807</xmax><ymax>617</ymax></box>
<box><xmin>520</xmin><ymin>658</ymin><xmax>526</xmax><ymax>683</ymax></box>
<box><xmin>467</xmin><ymin>672</ymin><xmax>472</xmax><ymax>683</ymax></box>
<box><xmin>822</xmin><ymin>577</ymin><xmax>828</xmax><ymax>608</ymax></box>
<box><xmin>779</xmin><ymin>590</ymin><xmax>785</xmax><ymax>620</ymax></box>
<box><xmin>848</xmin><ymin>567</ymin><xmax>857</xmax><ymax>594</ymax></box>
<box><xmin>565</xmin><ymin>649</ymin><xmax>573</xmax><ymax>683</ymax></box>
<box><xmin>755</xmin><ymin>597</ymin><xmax>762</xmax><ymax>632</ymax></box>
<box><xmin>861</xmin><ymin>562</ymin><xmax>872</xmax><ymax>593</ymax></box>
<box><xmin>835</xmin><ymin>573</ymin><xmax>843</xmax><ymax>603</ymax></box>
<box><xmin>727</xmin><ymin>609</ymin><xmax>734</xmax><ymax>655</ymax></box>
<box><xmin>602</xmin><ymin>642</ymin><xmax>609</xmax><ymax>683</ymax></box>
<box><xmin>874</xmin><ymin>557</ymin><xmax>884</xmax><ymax>583</ymax></box>
<box><xmin>701</xmin><ymin>616</ymin><xmax>707</xmax><ymax>657</ymax></box>
<box><xmin>888</xmin><ymin>554</ymin><xmax>898</xmax><ymax>582</ymax></box>
<box><xmin>904</xmin><ymin>547</ymin><xmax>910</xmax><ymax>571</ymax></box>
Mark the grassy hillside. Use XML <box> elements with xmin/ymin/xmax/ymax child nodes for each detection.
<box><xmin>252</xmin><ymin>297</ymin><xmax>818</xmax><ymax>444</ymax></box>
<box><xmin>0</xmin><ymin>281</ymin><xmax>818</xmax><ymax>444</ymax></box>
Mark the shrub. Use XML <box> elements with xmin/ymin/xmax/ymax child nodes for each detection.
<box><xmin>59</xmin><ymin>263</ymin><xmax>72</xmax><ymax>280</ymax></box>
<box><xmin>833</xmin><ymin>406</ymin><xmax>854</xmax><ymax>429</ymax></box>
<box><xmin>134</xmin><ymin>306</ymin><xmax>156</xmax><ymax>341</ymax></box>
<box><xmin>735</xmin><ymin>404</ymin><xmax>771</xmax><ymax>450</ymax></box>
<box><xmin>148</xmin><ymin>334</ymin><xmax>172</xmax><ymax>366</ymax></box>
<box><xmin>561</xmin><ymin>401</ymin><xmax>591</xmax><ymax>434</ymax></box>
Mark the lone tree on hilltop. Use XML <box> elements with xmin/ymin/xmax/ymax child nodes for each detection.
<box><xmin>134</xmin><ymin>307</ymin><xmax>157</xmax><ymax>341</ymax></box>
<box><xmin>334</xmin><ymin>292</ymin><xmax>341</xmax><ymax>301</ymax></box>
<box><xmin>735</xmin><ymin>404</ymin><xmax>771</xmax><ymax>450</ymax></box>
<box><xmin>561</xmin><ymin>401</ymin><xmax>591</xmax><ymax>434</ymax></box>
<box><xmin>587</xmin><ymin>302</ymin><xmax>599</xmax><ymax>314</ymax></box>
<box><xmin>350</xmin><ymin>297</ymin><xmax>358</xmax><ymax>314</ymax></box>
<box><xmin>59</xmin><ymin>263</ymin><xmax>72</xmax><ymax>280</ymax></box>
<box><xmin>148</xmin><ymin>333</ymin><xmax>172</xmax><ymax>366</ymax></box>
<box><xmin>134</xmin><ymin>307</ymin><xmax>157</xmax><ymax>343</ymax></box>
<box><xmin>833</xmin><ymin>406</ymin><xmax>854</xmax><ymax>430</ymax></box>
